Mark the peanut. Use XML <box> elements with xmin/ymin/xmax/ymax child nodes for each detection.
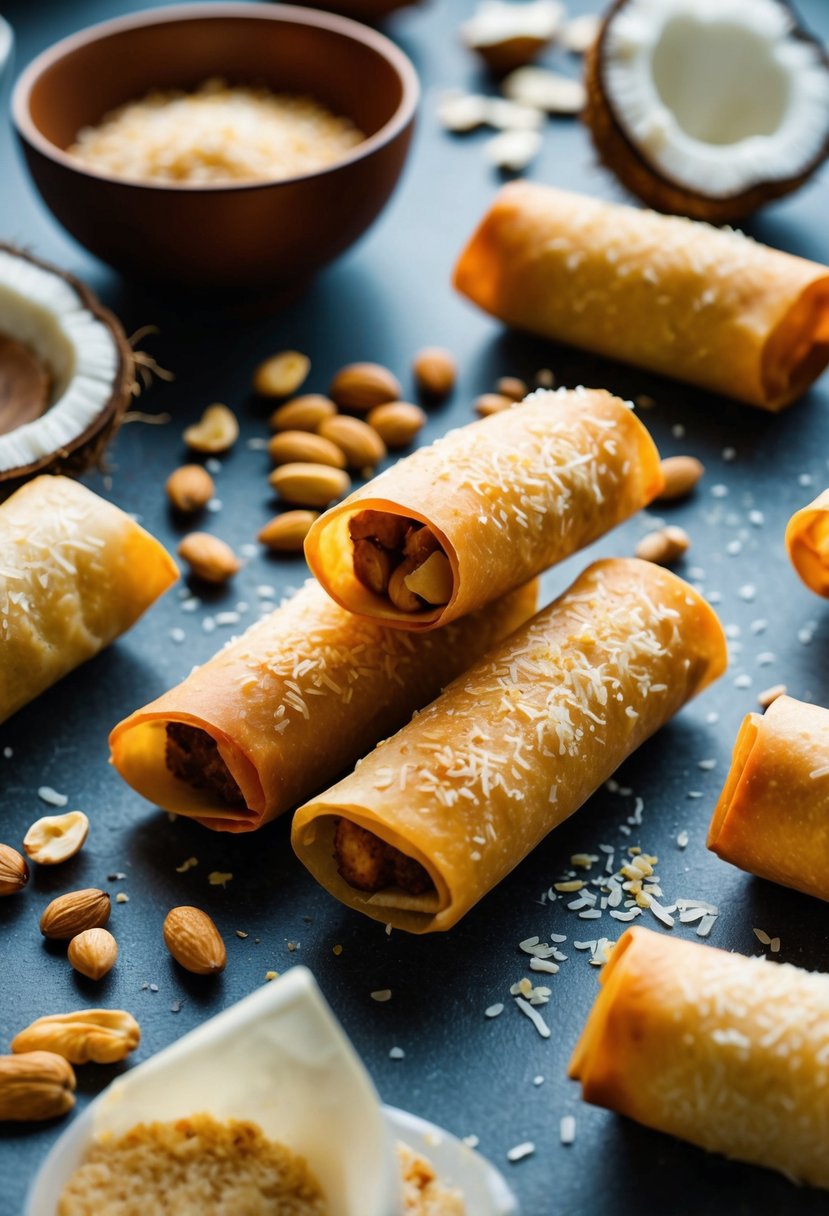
<box><xmin>329</xmin><ymin>363</ymin><xmax>401</xmax><ymax>412</ymax></box>
<box><xmin>269</xmin><ymin>463</ymin><xmax>351</xmax><ymax>508</ymax></box>
<box><xmin>635</xmin><ymin>526</ymin><xmax>690</xmax><ymax>566</ymax></box>
<box><xmin>258</xmin><ymin>511</ymin><xmax>318</xmax><ymax>553</ymax></box>
<box><xmin>12</xmin><ymin>1010</ymin><xmax>140</xmax><ymax>1065</ymax></box>
<box><xmin>166</xmin><ymin>464</ymin><xmax>215</xmax><ymax>512</ymax></box>
<box><xmin>318</xmin><ymin>415</ymin><xmax>386</xmax><ymax>471</ymax></box>
<box><xmin>269</xmin><ymin>395</ymin><xmax>336</xmax><ymax>433</ymax></box>
<box><xmin>474</xmin><ymin>392</ymin><xmax>513</xmax><ymax>417</ymax></box>
<box><xmin>178</xmin><ymin>532</ymin><xmax>240</xmax><ymax>584</ymax></box>
<box><xmin>183</xmin><ymin>404</ymin><xmax>239</xmax><ymax>454</ymax></box>
<box><xmin>412</xmin><ymin>348</ymin><xmax>456</xmax><ymax>400</ymax></box>
<box><xmin>253</xmin><ymin>350</ymin><xmax>310</xmax><ymax>398</ymax></box>
<box><xmin>24</xmin><ymin>811</ymin><xmax>89</xmax><ymax>866</ymax></box>
<box><xmin>366</xmin><ymin>401</ymin><xmax>426</xmax><ymax>448</ymax></box>
<box><xmin>268</xmin><ymin>430</ymin><xmax>346</xmax><ymax>469</ymax></box>
<box><xmin>656</xmin><ymin>456</ymin><xmax>705</xmax><ymax>501</ymax></box>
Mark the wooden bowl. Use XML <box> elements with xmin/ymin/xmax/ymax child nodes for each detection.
<box><xmin>12</xmin><ymin>3</ymin><xmax>419</xmax><ymax>289</ymax></box>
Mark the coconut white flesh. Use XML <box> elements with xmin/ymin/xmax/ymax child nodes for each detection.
<box><xmin>603</xmin><ymin>0</ymin><xmax>829</xmax><ymax>199</ymax></box>
<box><xmin>0</xmin><ymin>250</ymin><xmax>121</xmax><ymax>473</ymax></box>
<box><xmin>462</xmin><ymin>0</ymin><xmax>564</xmax><ymax>49</ymax></box>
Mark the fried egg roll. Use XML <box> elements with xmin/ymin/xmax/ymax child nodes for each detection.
<box><xmin>785</xmin><ymin>487</ymin><xmax>829</xmax><ymax>596</ymax></box>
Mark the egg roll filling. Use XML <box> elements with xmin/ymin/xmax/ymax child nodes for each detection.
<box><xmin>349</xmin><ymin>510</ymin><xmax>453</xmax><ymax>613</ymax></box>
<box><xmin>333</xmin><ymin>818</ymin><xmax>434</xmax><ymax>895</ymax></box>
<box><xmin>165</xmin><ymin>722</ymin><xmax>245</xmax><ymax>807</ymax></box>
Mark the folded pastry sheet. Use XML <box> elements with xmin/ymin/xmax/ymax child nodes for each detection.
<box><xmin>109</xmin><ymin>578</ymin><xmax>538</xmax><ymax>832</ymax></box>
<box><xmin>304</xmin><ymin>387</ymin><xmax>662</xmax><ymax>631</ymax></box>
<box><xmin>707</xmin><ymin>695</ymin><xmax>829</xmax><ymax>901</ymax></box>
<box><xmin>0</xmin><ymin>475</ymin><xmax>177</xmax><ymax>725</ymax></box>
<box><xmin>785</xmin><ymin>487</ymin><xmax>829</xmax><ymax>596</ymax></box>
<box><xmin>569</xmin><ymin>926</ymin><xmax>829</xmax><ymax>1189</ymax></box>
<box><xmin>291</xmin><ymin>558</ymin><xmax>726</xmax><ymax>932</ymax></box>
<box><xmin>454</xmin><ymin>182</ymin><xmax>829</xmax><ymax>411</ymax></box>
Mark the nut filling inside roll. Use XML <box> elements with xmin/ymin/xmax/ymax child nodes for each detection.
<box><xmin>165</xmin><ymin>723</ymin><xmax>245</xmax><ymax>807</ymax></box>
<box><xmin>349</xmin><ymin>510</ymin><xmax>453</xmax><ymax>613</ymax></box>
<box><xmin>334</xmin><ymin>818</ymin><xmax>434</xmax><ymax>895</ymax></box>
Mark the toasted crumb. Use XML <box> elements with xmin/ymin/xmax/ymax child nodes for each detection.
<box><xmin>397</xmin><ymin>1142</ymin><xmax>465</xmax><ymax>1215</ymax></box>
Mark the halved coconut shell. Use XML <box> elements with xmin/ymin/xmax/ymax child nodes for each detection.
<box><xmin>585</xmin><ymin>0</ymin><xmax>829</xmax><ymax>222</ymax></box>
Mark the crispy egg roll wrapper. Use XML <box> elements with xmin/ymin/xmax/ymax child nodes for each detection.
<box><xmin>292</xmin><ymin>558</ymin><xmax>726</xmax><ymax>932</ymax></box>
<box><xmin>109</xmin><ymin>578</ymin><xmax>538</xmax><ymax>833</ymax></box>
<box><xmin>707</xmin><ymin>695</ymin><xmax>829</xmax><ymax>901</ymax></box>
<box><xmin>570</xmin><ymin>926</ymin><xmax>829</xmax><ymax>1189</ymax></box>
<box><xmin>785</xmin><ymin>487</ymin><xmax>829</xmax><ymax>597</ymax></box>
<box><xmin>304</xmin><ymin>388</ymin><xmax>662</xmax><ymax>631</ymax></box>
<box><xmin>0</xmin><ymin>475</ymin><xmax>177</xmax><ymax>725</ymax></box>
<box><xmin>454</xmin><ymin>182</ymin><xmax>829</xmax><ymax>411</ymax></box>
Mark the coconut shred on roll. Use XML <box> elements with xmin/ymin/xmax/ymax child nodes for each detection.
<box><xmin>291</xmin><ymin>558</ymin><xmax>726</xmax><ymax>932</ymax></box>
<box><xmin>570</xmin><ymin>926</ymin><xmax>829</xmax><ymax>1190</ymax></box>
<box><xmin>454</xmin><ymin>183</ymin><xmax>829</xmax><ymax>411</ymax></box>
<box><xmin>786</xmin><ymin>487</ymin><xmax>829</xmax><ymax>597</ymax></box>
<box><xmin>304</xmin><ymin>388</ymin><xmax>663</xmax><ymax>630</ymax></box>
<box><xmin>109</xmin><ymin>579</ymin><xmax>537</xmax><ymax>833</ymax></box>
<box><xmin>0</xmin><ymin>476</ymin><xmax>177</xmax><ymax>725</ymax></box>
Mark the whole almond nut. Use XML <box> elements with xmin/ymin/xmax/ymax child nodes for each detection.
<box><xmin>183</xmin><ymin>404</ymin><xmax>239</xmax><ymax>454</ymax></box>
<box><xmin>635</xmin><ymin>525</ymin><xmax>690</xmax><ymax>566</ymax></box>
<box><xmin>0</xmin><ymin>1051</ymin><xmax>76</xmax><ymax>1122</ymax></box>
<box><xmin>67</xmin><ymin>928</ymin><xmax>118</xmax><ymax>981</ymax></box>
<box><xmin>318</xmin><ymin>415</ymin><xmax>386</xmax><ymax>471</ymax></box>
<box><xmin>496</xmin><ymin>376</ymin><xmax>528</xmax><ymax>401</ymax></box>
<box><xmin>474</xmin><ymin>392</ymin><xmax>513</xmax><ymax>417</ymax></box>
<box><xmin>412</xmin><ymin>347</ymin><xmax>456</xmax><ymax>400</ymax></box>
<box><xmin>166</xmin><ymin>464</ymin><xmax>215</xmax><ymax>512</ymax></box>
<box><xmin>163</xmin><ymin>906</ymin><xmax>227</xmax><ymax>975</ymax></box>
<box><xmin>178</xmin><ymin>532</ymin><xmax>241</xmax><ymax>584</ymax></box>
<box><xmin>259</xmin><ymin>511</ymin><xmax>319</xmax><ymax>553</ymax></box>
<box><xmin>269</xmin><ymin>395</ymin><xmax>336</xmax><ymax>433</ymax></box>
<box><xmin>269</xmin><ymin>463</ymin><xmax>351</xmax><ymax>508</ymax></box>
<box><xmin>366</xmin><ymin>401</ymin><xmax>426</xmax><ymax>449</ymax></box>
<box><xmin>268</xmin><ymin>430</ymin><xmax>346</xmax><ymax>469</ymax></box>
<box><xmin>0</xmin><ymin>843</ymin><xmax>29</xmax><ymax>896</ymax></box>
<box><xmin>253</xmin><ymin>350</ymin><xmax>310</xmax><ymax>398</ymax></box>
<box><xmin>24</xmin><ymin>811</ymin><xmax>89</xmax><ymax>866</ymax></box>
<box><xmin>329</xmin><ymin>363</ymin><xmax>401</xmax><ymax>412</ymax></box>
<box><xmin>12</xmin><ymin>1010</ymin><xmax>140</xmax><ymax>1065</ymax></box>
<box><xmin>656</xmin><ymin>455</ymin><xmax>705</xmax><ymax>501</ymax></box>
<box><xmin>40</xmin><ymin>888</ymin><xmax>110</xmax><ymax>940</ymax></box>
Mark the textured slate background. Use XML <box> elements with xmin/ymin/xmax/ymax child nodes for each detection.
<box><xmin>0</xmin><ymin>1</ymin><xmax>828</xmax><ymax>1213</ymax></box>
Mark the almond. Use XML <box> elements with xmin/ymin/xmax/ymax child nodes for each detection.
<box><xmin>656</xmin><ymin>455</ymin><xmax>705</xmax><ymax>501</ymax></box>
<box><xmin>474</xmin><ymin>392</ymin><xmax>513</xmax><ymax>417</ymax></box>
<box><xmin>67</xmin><ymin>928</ymin><xmax>118</xmax><ymax>981</ymax></box>
<box><xmin>23</xmin><ymin>810</ymin><xmax>89</xmax><ymax>866</ymax></box>
<box><xmin>253</xmin><ymin>350</ymin><xmax>310</xmax><ymax>398</ymax></box>
<box><xmin>40</xmin><ymin>888</ymin><xmax>110</xmax><ymax>940</ymax></box>
<box><xmin>496</xmin><ymin>376</ymin><xmax>528</xmax><ymax>401</ymax></box>
<box><xmin>258</xmin><ymin>511</ymin><xmax>319</xmax><ymax>553</ymax></box>
<box><xmin>178</xmin><ymin>532</ymin><xmax>241</xmax><ymax>584</ymax></box>
<box><xmin>635</xmin><ymin>526</ymin><xmax>690</xmax><ymax>566</ymax></box>
<box><xmin>269</xmin><ymin>463</ymin><xmax>351</xmax><ymax>508</ymax></box>
<box><xmin>0</xmin><ymin>843</ymin><xmax>29</xmax><ymax>896</ymax></box>
<box><xmin>166</xmin><ymin>464</ymin><xmax>215</xmax><ymax>512</ymax></box>
<box><xmin>329</xmin><ymin>363</ymin><xmax>401</xmax><ymax>412</ymax></box>
<box><xmin>12</xmin><ymin>1010</ymin><xmax>140</xmax><ymax>1065</ymax></box>
<box><xmin>0</xmin><ymin>1051</ymin><xmax>76</xmax><ymax>1122</ymax></box>
<box><xmin>318</xmin><ymin>415</ymin><xmax>386</xmax><ymax>471</ymax></box>
<box><xmin>163</xmin><ymin>906</ymin><xmax>227</xmax><ymax>975</ymax></box>
<box><xmin>412</xmin><ymin>347</ymin><xmax>456</xmax><ymax>400</ymax></box>
<box><xmin>183</xmin><ymin>403</ymin><xmax>239</xmax><ymax>454</ymax></box>
<box><xmin>267</xmin><ymin>430</ymin><xmax>346</xmax><ymax>469</ymax></box>
<box><xmin>365</xmin><ymin>401</ymin><xmax>426</xmax><ymax>449</ymax></box>
<box><xmin>269</xmin><ymin>394</ymin><xmax>337</xmax><ymax>433</ymax></box>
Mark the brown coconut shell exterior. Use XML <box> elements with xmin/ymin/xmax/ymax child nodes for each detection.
<box><xmin>0</xmin><ymin>244</ymin><xmax>134</xmax><ymax>496</ymax></box>
<box><xmin>584</xmin><ymin>0</ymin><xmax>829</xmax><ymax>223</ymax></box>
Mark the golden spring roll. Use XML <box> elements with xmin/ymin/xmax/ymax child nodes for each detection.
<box><xmin>570</xmin><ymin>926</ymin><xmax>829</xmax><ymax>1189</ymax></box>
<box><xmin>0</xmin><ymin>475</ymin><xmax>177</xmax><ymax>724</ymax></box>
<box><xmin>785</xmin><ymin>487</ymin><xmax>829</xmax><ymax>596</ymax></box>
<box><xmin>109</xmin><ymin>578</ymin><xmax>538</xmax><ymax>833</ymax></box>
<box><xmin>707</xmin><ymin>695</ymin><xmax>829</xmax><ymax>902</ymax></box>
<box><xmin>304</xmin><ymin>388</ymin><xmax>662</xmax><ymax>631</ymax></box>
<box><xmin>291</xmin><ymin>558</ymin><xmax>726</xmax><ymax>932</ymax></box>
<box><xmin>454</xmin><ymin>182</ymin><xmax>829</xmax><ymax>411</ymax></box>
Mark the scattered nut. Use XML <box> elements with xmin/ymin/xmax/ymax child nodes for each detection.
<box><xmin>67</xmin><ymin>928</ymin><xmax>118</xmax><ymax>981</ymax></box>
<box><xmin>166</xmin><ymin>464</ymin><xmax>215</xmax><ymax>512</ymax></box>
<box><xmin>269</xmin><ymin>394</ymin><xmax>337</xmax><ymax>433</ymax></box>
<box><xmin>502</xmin><ymin>65</ymin><xmax>586</xmax><ymax>114</ymax></box>
<box><xmin>183</xmin><ymin>404</ymin><xmax>239</xmax><ymax>454</ymax></box>
<box><xmin>635</xmin><ymin>525</ymin><xmax>690</xmax><ymax>566</ymax></box>
<box><xmin>0</xmin><ymin>843</ymin><xmax>29</xmax><ymax>896</ymax></box>
<box><xmin>23</xmin><ymin>811</ymin><xmax>89</xmax><ymax>866</ymax></box>
<box><xmin>318</xmin><ymin>415</ymin><xmax>386</xmax><ymax>471</ymax></box>
<box><xmin>656</xmin><ymin>455</ymin><xmax>705</xmax><ymax>501</ymax></box>
<box><xmin>485</xmin><ymin>127</ymin><xmax>542</xmax><ymax>172</ymax></box>
<box><xmin>0</xmin><ymin>1051</ymin><xmax>76</xmax><ymax>1122</ymax></box>
<box><xmin>178</xmin><ymin>532</ymin><xmax>241</xmax><ymax>584</ymax></box>
<box><xmin>496</xmin><ymin>376</ymin><xmax>528</xmax><ymax>401</ymax></box>
<box><xmin>437</xmin><ymin>90</ymin><xmax>490</xmax><ymax>133</ymax></box>
<box><xmin>12</xmin><ymin>1009</ymin><xmax>140</xmax><ymax>1065</ymax></box>
<box><xmin>460</xmin><ymin>0</ymin><xmax>564</xmax><ymax>73</ymax></box>
<box><xmin>412</xmin><ymin>348</ymin><xmax>457</xmax><ymax>400</ymax></box>
<box><xmin>253</xmin><ymin>350</ymin><xmax>311</xmax><ymax>398</ymax></box>
<box><xmin>329</xmin><ymin>363</ymin><xmax>401</xmax><ymax>412</ymax></box>
<box><xmin>269</xmin><ymin>463</ymin><xmax>351</xmax><ymax>508</ymax></box>
<box><xmin>366</xmin><ymin>401</ymin><xmax>426</xmax><ymax>448</ymax></box>
<box><xmin>267</xmin><ymin>430</ymin><xmax>346</xmax><ymax>469</ymax></box>
<box><xmin>163</xmin><ymin>906</ymin><xmax>227</xmax><ymax>976</ymax></box>
<box><xmin>475</xmin><ymin>392</ymin><xmax>513</xmax><ymax>417</ymax></box>
<box><xmin>258</xmin><ymin>510</ymin><xmax>319</xmax><ymax>553</ymax></box>
<box><xmin>40</xmin><ymin>888</ymin><xmax>111</xmax><ymax>940</ymax></box>
<box><xmin>758</xmin><ymin>683</ymin><xmax>787</xmax><ymax>710</ymax></box>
